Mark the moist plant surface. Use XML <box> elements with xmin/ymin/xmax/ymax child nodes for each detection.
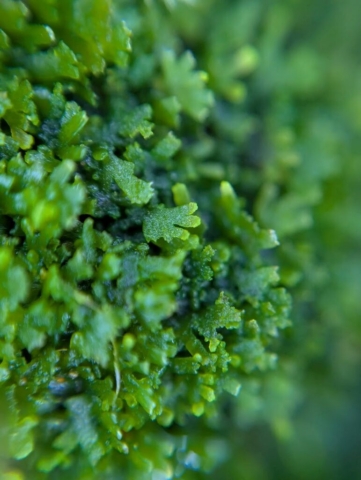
<box><xmin>0</xmin><ymin>1</ymin><xmax>360</xmax><ymax>480</ymax></box>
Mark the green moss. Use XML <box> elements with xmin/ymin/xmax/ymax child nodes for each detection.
<box><xmin>0</xmin><ymin>1</ymin><xmax>293</xmax><ymax>477</ymax></box>
<box><xmin>1</xmin><ymin>0</ymin><xmax>359</xmax><ymax>479</ymax></box>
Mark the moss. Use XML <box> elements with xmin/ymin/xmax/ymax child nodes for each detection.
<box><xmin>1</xmin><ymin>0</ymin><xmax>360</xmax><ymax>479</ymax></box>
<box><xmin>0</xmin><ymin>1</ymin><xmax>293</xmax><ymax>478</ymax></box>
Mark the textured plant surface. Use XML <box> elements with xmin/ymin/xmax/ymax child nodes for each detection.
<box><xmin>0</xmin><ymin>1</ymin><xmax>360</xmax><ymax>479</ymax></box>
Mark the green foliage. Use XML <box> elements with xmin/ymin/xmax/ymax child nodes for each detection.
<box><xmin>161</xmin><ymin>50</ymin><xmax>214</xmax><ymax>121</ymax></box>
<box><xmin>0</xmin><ymin>0</ymin><xmax>359</xmax><ymax>479</ymax></box>
<box><xmin>143</xmin><ymin>203</ymin><xmax>201</xmax><ymax>243</ymax></box>
<box><xmin>0</xmin><ymin>2</ymin><xmax>291</xmax><ymax>478</ymax></box>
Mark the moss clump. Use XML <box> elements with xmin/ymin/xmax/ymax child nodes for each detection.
<box><xmin>2</xmin><ymin>0</ymin><xmax>360</xmax><ymax>479</ymax></box>
<box><xmin>0</xmin><ymin>1</ymin><xmax>292</xmax><ymax>479</ymax></box>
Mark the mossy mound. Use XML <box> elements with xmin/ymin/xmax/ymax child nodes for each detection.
<box><xmin>0</xmin><ymin>1</ymin><xmax>291</xmax><ymax>478</ymax></box>
<box><xmin>1</xmin><ymin>1</ymin><xmax>361</xmax><ymax>479</ymax></box>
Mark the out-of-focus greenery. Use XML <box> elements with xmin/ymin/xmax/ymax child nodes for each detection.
<box><xmin>180</xmin><ymin>0</ymin><xmax>361</xmax><ymax>478</ymax></box>
<box><xmin>0</xmin><ymin>0</ymin><xmax>360</xmax><ymax>479</ymax></box>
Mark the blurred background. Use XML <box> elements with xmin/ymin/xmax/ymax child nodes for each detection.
<box><xmin>166</xmin><ymin>0</ymin><xmax>361</xmax><ymax>478</ymax></box>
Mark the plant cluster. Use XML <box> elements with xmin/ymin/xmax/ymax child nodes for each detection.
<box><xmin>1</xmin><ymin>1</ymin><xmax>361</xmax><ymax>479</ymax></box>
<box><xmin>0</xmin><ymin>1</ymin><xmax>293</xmax><ymax>479</ymax></box>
